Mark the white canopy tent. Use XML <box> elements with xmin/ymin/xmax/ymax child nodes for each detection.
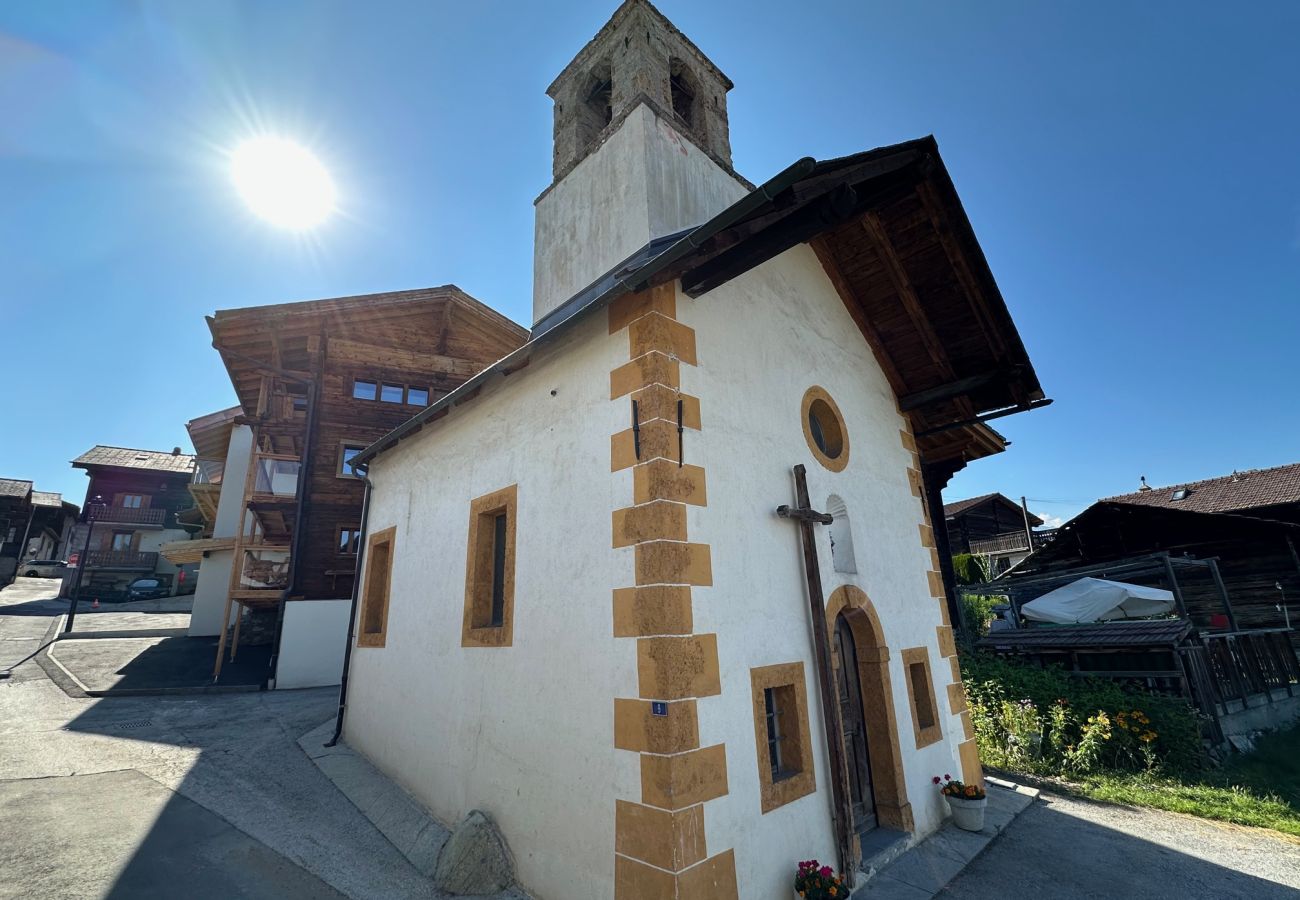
<box><xmin>1020</xmin><ymin>577</ymin><xmax>1177</xmax><ymax>625</ymax></box>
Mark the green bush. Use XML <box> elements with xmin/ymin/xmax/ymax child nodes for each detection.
<box><xmin>958</xmin><ymin>592</ymin><xmax>1000</xmax><ymax>639</ymax></box>
<box><xmin>961</xmin><ymin>650</ymin><xmax>1205</xmax><ymax>776</ymax></box>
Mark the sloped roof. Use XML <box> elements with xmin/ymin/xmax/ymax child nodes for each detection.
<box><xmin>31</xmin><ymin>491</ymin><xmax>62</xmax><ymax>507</ymax></box>
<box><xmin>1105</xmin><ymin>462</ymin><xmax>1300</xmax><ymax>516</ymax></box>
<box><xmin>943</xmin><ymin>492</ymin><xmax>1043</xmax><ymax>526</ymax></box>
<box><xmin>72</xmin><ymin>446</ymin><xmax>196</xmax><ymax>475</ymax></box>
<box><xmin>0</xmin><ymin>478</ymin><xmax>33</xmax><ymax>499</ymax></box>
<box><xmin>354</xmin><ymin>137</ymin><xmax>1046</xmax><ymax>471</ymax></box>
<box><xmin>943</xmin><ymin>493</ymin><xmax>1001</xmax><ymax>518</ymax></box>
<box><xmin>979</xmin><ymin>618</ymin><xmax>1191</xmax><ymax>649</ymax></box>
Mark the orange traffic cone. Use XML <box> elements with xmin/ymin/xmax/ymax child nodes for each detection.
<box><xmin>92</xmin><ymin>598</ymin><xmax>100</xmax><ymax>609</ymax></box>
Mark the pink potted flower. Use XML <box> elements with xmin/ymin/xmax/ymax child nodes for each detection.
<box><xmin>794</xmin><ymin>859</ymin><xmax>848</xmax><ymax>898</ymax></box>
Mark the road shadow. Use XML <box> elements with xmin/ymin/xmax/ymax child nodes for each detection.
<box><xmin>936</xmin><ymin>794</ymin><xmax>1299</xmax><ymax>899</ymax></box>
<box><xmin>53</xmin><ymin>636</ymin><xmax>269</xmax><ymax>693</ymax></box>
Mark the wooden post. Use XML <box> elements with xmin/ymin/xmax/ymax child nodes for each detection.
<box><xmin>1019</xmin><ymin>496</ymin><xmax>1035</xmax><ymax>553</ymax></box>
<box><xmin>778</xmin><ymin>465</ymin><xmax>855</xmax><ymax>881</ymax></box>
<box><xmin>229</xmin><ymin>603</ymin><xmax>243</xmax><ymax>663</ymax></box>
<box><xmin>1160</xmin><ymin>555</ymin><xmax>1190</xmax><ymax>619</ymax></box>
<box><xmin>1206</xmin><ymin>558</ymin><xmax>1238</xmax><ymax>632</ymax></box>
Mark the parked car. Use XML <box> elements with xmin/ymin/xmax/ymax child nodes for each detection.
<box><xmin>21</xmin><ymin>560</ymin><xmax>66</xmax><ymax>578</ymax></box>
<box><xmin>124</xmin><ymin>577</ymin><xmax>169</xmax><ymax>601</ymax></box>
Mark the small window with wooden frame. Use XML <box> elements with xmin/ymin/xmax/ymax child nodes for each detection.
<box><xmin>336</xmin><ymin>526</ymin><xmax>362</xmax><ymax>557</ymax></box>
<box><xmin>357</xmin><ymin>526</ymin><xmax>396</xmax><ymax>648</ymax></box>
<box><xmin>461</xmin><ymin>485</ymin><xmax>517</xmax><ymax>648</ymax></box>
<box><xmin>902</xmin><ymin>646</ymin><xmax>942</xmax><ymax>748</ymax></box>
<box><xmin>337</xmin><ymin>442</ymin><xmax>366</xmax><ymax>479</ymax></box>
<box><xmin>750</xmin><ymin>662</ymin><xmax>816</xmax><ymax>813</ymax></box>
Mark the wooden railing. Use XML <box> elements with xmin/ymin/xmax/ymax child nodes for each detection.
<box><xmin>85</xmin><ymin>550</ymin><xmax>159</xmax><ymax>569</ymax></box>
<box><xmin>92</xmin><ymin>506</ymin><xmax>166</xmax><ymax>526</ymax></box>
<box><xmin>970</xmin><ymin>528</ymin><xmax>1058</xmax><ymax>557</ymax></box>
<box><xmin>1197</xmin><ymin>629</ymin><xmax>1299</xmax><ymax>708</ymax></box>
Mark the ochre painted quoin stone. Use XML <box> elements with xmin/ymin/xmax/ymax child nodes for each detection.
<box><xmin>629</xmin><ymin>312</ymin><xmax>698</xmax><ymax>365</ymax></box>
<box><xmin>612</xmin><ymin>421</ymin><xmax>681</xmax><ymax>471</ymax></box>
<box><xmin>608</xmin><ymin>282</ymin><xmax>676</xmax><ymax>334</ymax></box>
<box><xmin>614</xmin><ymin>800</ymin><xmax>707</xmax><ymax>871</ymax></box>
<box><xmin>611</xmin><ymin>351</ymin><xmax>680</xmax><ymax>400</ymax></box>
<box><xmin>614</xmin><ymin>698</ymin><xmax>700</xmax><ymax>754</ymax></box>
<box><xmin>631</xmin><ymin>384</ymin><xmax>701</xmax><ymax>429</ymax></box>
<box><xmin>637</xmin><ymin>634</ymin><xmax>721</xmax><ymax>700</ymax></box>
<box><xmin>634</xmin><ymin>541</ymin><xmax>712</xmax><ymax>586</ymax></box>
<box><xmin>640</xmin><ymin>744</ymin><xmax>729</xmax><ymax>810</ymax></box>
<box><xmin>634</xmin><ymin>460</ymin><xmax>707</xmax><ymax>506</ymax></box>
<box><xmin>612</xmin><ymin>501</ymin><xmax>688</xmax><ymax>547</ymax></box>
<box><xmin>613</xmin><ymin>585</ymin><xmax>694</xmax><ymax>637</ymax></box>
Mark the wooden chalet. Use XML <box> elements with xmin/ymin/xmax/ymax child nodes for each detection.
<box><xmin>206</xmin><ymin>286</ymin><xmax>528</xmax><ymax>677</ymax></box>
<box><xmin>997</xmin><ymin>500</ymin><xmax>1300</xmax><ymax>645</ymax></box>
<box><xmin>0</xmin><ymin>478</ymin><xmax>35</xmax><ymax>585</ymax></box>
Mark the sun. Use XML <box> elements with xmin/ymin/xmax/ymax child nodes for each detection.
<box><xmin>230</xmin><ymin>137</ymin><xmax>336</xmax><ymax>229</ymax></box>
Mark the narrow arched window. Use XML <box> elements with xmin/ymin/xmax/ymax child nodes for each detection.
<box><xmin>826</xmin><ymin>494</ymin><xmax>858</xmax><ymax>574</ymax></box>
<box><xmin>669</xmin><ymin>58</ymin><xmax>697</xmax><ymax>132</ymax></box>
<box><xmin>579</xmin><ymin>62</ymin><xmax>613</xmax><ymax>152</ymax></box>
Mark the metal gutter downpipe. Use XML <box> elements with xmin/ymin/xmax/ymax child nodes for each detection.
<box><xmin>327</xmin><ymin>467</ymin><xmax>372</xmax><ymax>747</ymax></box>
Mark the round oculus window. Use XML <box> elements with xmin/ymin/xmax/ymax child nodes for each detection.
<box><xmin>801</xmin><ymin>387</ymin><xmax>849</xmax><ymax>472</ymax></box>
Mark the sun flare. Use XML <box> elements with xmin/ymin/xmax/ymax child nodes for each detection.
<box><xmin>230</xmin><ymin>137</ymin><xmax>336</xmax><ymax>229</ymax></box>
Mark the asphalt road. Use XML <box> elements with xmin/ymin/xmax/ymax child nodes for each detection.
<box><xmin>939</xmin><ymin>789</ymin><xmax>1300</xmax><ymax>899</ymax></box>
<box><xmin>0</xmin><ymin>578</ymin><xmax>442</xmax><ymax>899</ymax></box>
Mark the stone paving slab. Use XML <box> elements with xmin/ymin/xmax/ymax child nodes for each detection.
<box><xmin>853</xmin><ymin>778</ymin><xmax>1039</xmax><ymax>899</ymax></box>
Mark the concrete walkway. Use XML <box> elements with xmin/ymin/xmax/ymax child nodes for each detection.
<box><xmin>854</xmin><ymin>777</ymin><xmax>1038</xmax><ymax>898</ymax></box>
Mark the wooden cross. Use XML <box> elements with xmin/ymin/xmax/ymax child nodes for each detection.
<box><xmin>777</xmin><ymin>464</ymin><xmax>856</xmax><ymax>881</ymax></box>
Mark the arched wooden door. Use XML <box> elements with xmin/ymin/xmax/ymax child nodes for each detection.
<box><xmin>835</xmin><ymin>613</ymin><xmax>877</xmax><ymax>834</ymax></box>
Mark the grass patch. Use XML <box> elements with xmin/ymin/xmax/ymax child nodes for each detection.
<box><xmin>1055</xmin><ymin>724</ymin><xmax>1300</xmax><ymax>839</ymax></box>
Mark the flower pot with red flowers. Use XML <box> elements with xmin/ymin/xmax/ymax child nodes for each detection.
<box><xmin>794</xmin><ymin>859</ymin><xmax>848</xmax><ymax>899</ymax></box>
<box><xmin>934</xmin><ymin>774</ymin><xmax>987</xmax><ymax>832</ymax></box>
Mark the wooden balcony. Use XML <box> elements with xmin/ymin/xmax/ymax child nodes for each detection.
<box><xmin>970</xmin><ymin>528</ymin><xmax>1058</xmax><ymax>557</ymax></box>
<box><xmin>85</xmin><ymin>550</ymin><xmax>159</xmax><ymax>570</ymax></box>
<box><xmin>93</xmin><ymin>506</ymin><xmax>166</xmax><ymax>527</ymax></box>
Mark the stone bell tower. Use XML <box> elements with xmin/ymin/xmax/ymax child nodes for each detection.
<box><xmin>532</xmin><ymin>0</ymin><xmax>750</xmax><ymax>325</ymax></box>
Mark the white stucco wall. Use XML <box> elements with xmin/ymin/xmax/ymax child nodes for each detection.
<box><xmin>189</xmin><ymin>550</ymin><xmax>234</xmax><ymax>636</ymax></box>
<box><xmin>276</xmin><ymin>599</ymin><xmax>351</xmax><ymax>689</ymax></box>
<box><xmin>673</xmin><ymin>243</ymin><xmax>967</xmax><ymax>897</ymax></box>
<box><xmin>532</xmin><ymin>103</ymin><xmax>748</xmax><ymax>324</ymax></box>
<box><xmin>139</xmin><ymin>528</ymin><xmax>190</xmax><ymax>576</ymax></box>
<box><xmin>344</xmin><ymin>312</ymin><xmax>638</xmax><ymax>900</ymax></box>
<box><xmin>189</xmin><ymin>425</ymin><xmax>252</xmax><ymax>637</ymax></box>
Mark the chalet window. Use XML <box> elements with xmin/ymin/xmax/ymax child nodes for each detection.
<box><xmin>380</xmin><ymin>383</ymin><xmax>404</xmax><ymax>404</ymax></box>
<box><xmin>801</xmin><ymin>386</ymin><xmax>850</xmax><ymax>473</ymax></box>
<box><xmin>751</xmin><ymin>662</ymin><xmax>816</xmax><ymax>813</ymax></box>
<box><xmin>291</xmin><ymin>396</ymin><xmax>308</xmax><ymax>413</ymax></box>
<box><xmin>352</xmin><ymin>380</ymin><xmax>378</xmax><ymax>401</ymax></box>
<box><xmin>337</xmin><ymin>527</ymin><xmax>362</xmax><ymax>556</ymax></box>
<box><xmin>358</xmin><ymin>527</ymin><xmax>396</xmax><ymax>648</ymax></box>
<box><xmin>461</xmin><ymin>485</ymin><xmax>517</xmax><ymax>648</ymax></box>
<box><xmin>337</xmin><ymin>443</ymin><xmax>365</xmax><ymax>478</ymax></box>
<box><xmin>121</xmin><ymin>494</ymin><xmax>143</xmax><ymax>509</ymax></box>
<box><xmin>902</xmin><ymin>647</ymin><xmax>942</xmax><ymax>748</ymax></box>
<box><xmin>111</xmin><ymin>532</ymin><xmax>133</xmax><ymax>551</ymax></box>
<box><xmin>407</xmin><ymin>387</ymin><xmax>430</xmax><ymax>407</ymax></box>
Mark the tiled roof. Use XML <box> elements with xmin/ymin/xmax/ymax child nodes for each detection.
<box><xmin>31</xmin><ymin>491</ymin><xmax>62</xmax><ymax>507</ymax></box>
<box><xmin>0</xmin><ymin>478</ymin><xmax>33</xmax><ymax>499</ymax></box>
<box><xmin>1105</xmin><ymin>462</ymin><xmax>1300</xmax><ymax>516</ymax></box>
<box><xmin>72</xmin><ymin>445</ymin><xmax>196</xmax><ymax>474</ymax></box>
<box><xmin>979</xmin><ymin>618</ymin><xmax>1192</xmax><ymax>649</ymax></box>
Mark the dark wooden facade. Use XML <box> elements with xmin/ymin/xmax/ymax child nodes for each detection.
<box><xmin>206</xmin><ymin>287</ymin><xmax>528</xmax><ymax>667</ymax></box>
<box><xmin>944</xmin><ymin>493</ymin><xmax>1042</xmax><ymax>555</ymax></box>
<box><xmin>1002</xmin><ymin>502</ymin><xmax>1300</xmax><ymax>649</ymax></box>
<box><xmin>0</xmin><ymin>479</ymin><xmax>34</xmax><ymax>585</ymax></box>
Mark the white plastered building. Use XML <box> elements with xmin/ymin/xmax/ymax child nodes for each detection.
<box><xmin>336</xmin><ymin>2</ymin><xmax>1047</xmax><ymax>898</ymax></box>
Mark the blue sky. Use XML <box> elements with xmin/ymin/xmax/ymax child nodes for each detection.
<box><xmin>2</xmin><ymin>1</ymin><xmax>1297</xmax><ymax>526</ymax></box>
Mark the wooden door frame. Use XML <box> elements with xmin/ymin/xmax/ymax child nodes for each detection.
<box><xmin>826</xmin><ymin>585</ymin><xmax>914</xmax><ymax>833</ymax></box>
